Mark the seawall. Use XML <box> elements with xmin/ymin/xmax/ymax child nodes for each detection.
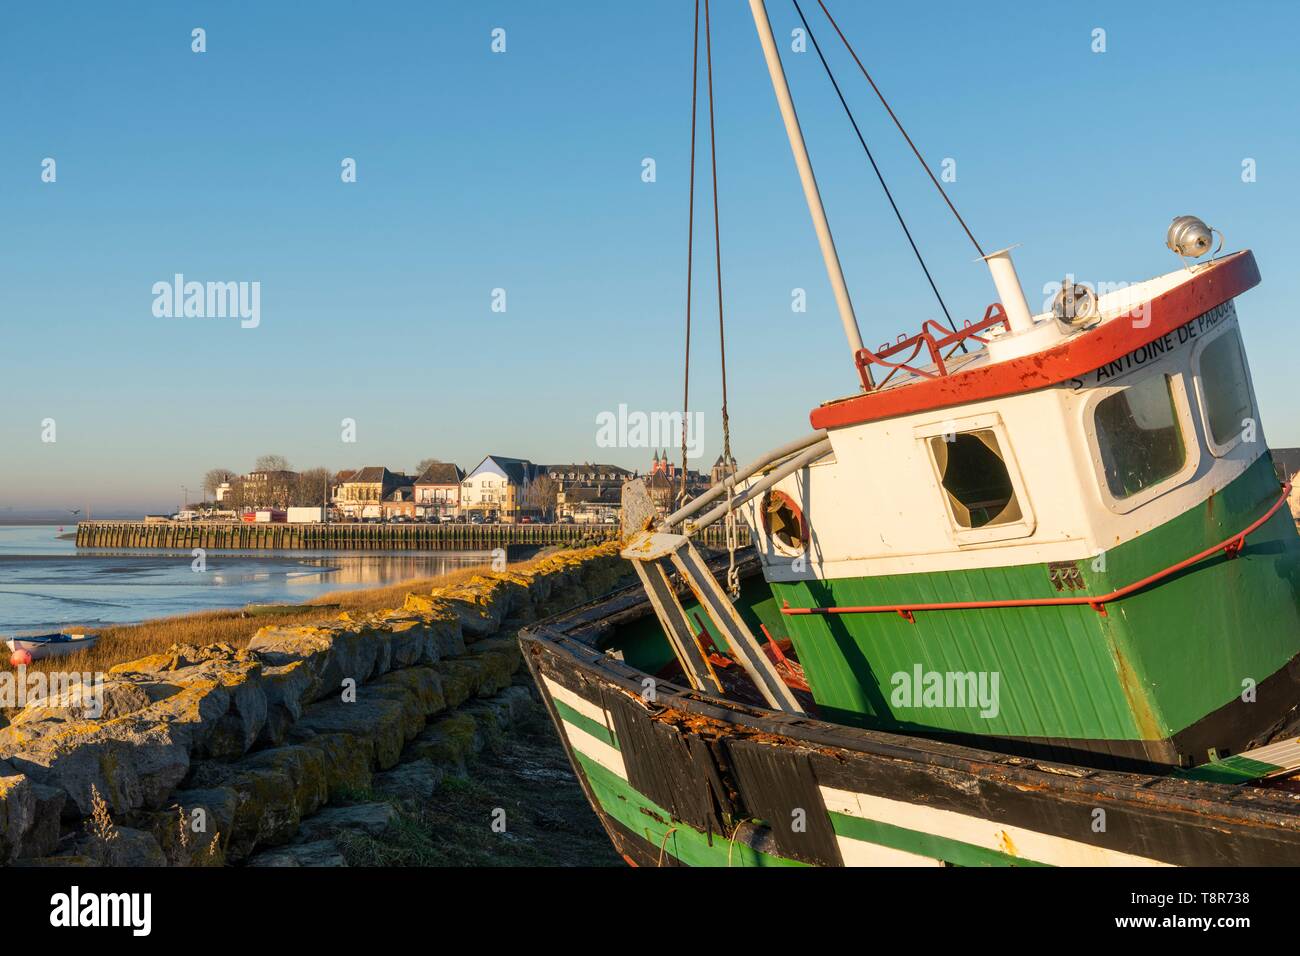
<box><xmin>74</xmin><ymin>520</ymin><xmax>744</xmax><ymax>551</ymax></box>
<box><xmin>0</xmin><ymin>543</ymin><xmax>630</xmax><ymax>866</ymax></box>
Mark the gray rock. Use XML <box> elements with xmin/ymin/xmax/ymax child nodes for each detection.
<box><xmin>0</xmin><ymin>772</ymin><xmax>35</xmax><ymax>863</ymax></box>
<box><xmin>372</xmin><ymin>759</ymin><xmax>445</xmax><ymax>800</ymax></box>
<box><xmin>16</xmin><ymin>783</ymin><xmax>65</xmax><ymax>860</ymax></box>
<box><xmin>296</xmin><ymin>802</ymin><xmax>395</xmax><ymax>841</ymax></box>
<box><xmin>292</xmin><ymin>696</ymin><xmax>409</xmax><ymax>770</ymax></box>
<box><xmin>73</xmin><ymin>825</ymin><xmax>167</xmax><ymax>867</ymax></box>
<box><xmin>247</xmin><ymin>839</ymin><xmax>347</xmax><ymax>867</ymax></box>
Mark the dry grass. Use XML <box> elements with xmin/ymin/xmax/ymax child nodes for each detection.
<box><xmin>0</xmin><ymin>559</ymin><xmax>517</xmax><ymax>681</ymax></box>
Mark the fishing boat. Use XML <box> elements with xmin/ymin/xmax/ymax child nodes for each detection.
<box><xmin>521</xmin><ymin>0</ymin><xmax>1300</xmax><ymax>866</ymax></box>
<box><xmin>6</xmin><ymin>632</ymin><xmax>99</xmax><ymax>662</ymax></box>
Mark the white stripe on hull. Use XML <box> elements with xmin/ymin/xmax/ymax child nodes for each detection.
<box><xmin>821</xmin><ymin>786</ymin><xmax>1173</xmax><ymax>867</ymax></box>
<box><xmin>541</xmin><ymin>674</ymin><xmax>613</xmax><ymax>729</ymax></box>
<box><xmin>539</xmin><ymin>675</ymin><xmax>626</xmax><ymax>780</ymax></box>
<box><xmin>835</xmin><ymin>835</ymin><xmax>944</xmax><ymax>867</ymax></box>
<box><xmin>560</xmin><ymin>722</ymin><xmax>626</xmax><ymax>780</ymax></box>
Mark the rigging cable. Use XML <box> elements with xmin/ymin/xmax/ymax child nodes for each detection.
<box><xmin>816</xmin><ymin>0</ymin><xmax>985</xmax><ymax>257</ymax></box>
<box><xmin>680</xmin><ymin>0</ymin><xmax>701</xmax><ymax>505</ymax></box>
<box><xmin>791</xmin><ymin>0</ymin><xmax>962</xmax><ymax>337</ymax></box>
<box><xmin>703</xmin><ymin>0</ymin><xmax>740</xmax><ymax>599</ymax></box>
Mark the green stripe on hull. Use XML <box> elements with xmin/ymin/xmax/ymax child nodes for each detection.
<box><xmin>774</xmin><ymin>454</ymin><xmax>1300</xmax><ymax>747</ymax></box>
<box><xmin>828</xmin><ymin>811</ymin><xmax>1048</xmax><ymax>867</ymax></box>
<box><xmin>572</xmin><ymin>751</ymin><xmax>804</xmax><ymax>867</ymax></box>
<box><xmin>553</xmin><ymin>700</ymin><xmax>619</xmax><ymax>749</ymax></box>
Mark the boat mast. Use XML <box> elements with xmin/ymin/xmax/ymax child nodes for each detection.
<box><xmin>748</xmin><ymin>0</ymin><xmax>866</xmax><ymax>379</ymax></box>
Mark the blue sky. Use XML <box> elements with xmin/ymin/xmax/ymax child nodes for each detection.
<box><xmin>2</xmin><ymin>0</ymin><xmax>1297</xmax><ymax>511</ymax></box>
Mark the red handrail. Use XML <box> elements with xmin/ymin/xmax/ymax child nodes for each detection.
<box><xmin>781</xmin><ymin>482</ymin><xmax>1293</xmax><ymax>622</ymax></box>
<box><xmin>855</xmin><ymin>303</ymin><xmax>1010</xmax><ymax>391</ymax></box>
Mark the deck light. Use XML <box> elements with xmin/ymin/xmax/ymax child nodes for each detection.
<box><xmin>1166</xmin><ymin>216</ymin><xmax>1218</xmax><ymax>261</ymax></box>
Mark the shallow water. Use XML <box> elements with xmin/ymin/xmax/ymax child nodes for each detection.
<box><xmin>0</xmin><ymin>525</ymin><xmax>495</xmax><ymax>632</ymax></box>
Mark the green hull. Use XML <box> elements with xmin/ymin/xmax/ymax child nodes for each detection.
<box><xmin>773</xmin><ymin>454</ymin><xmax>1300</xmax><ymax>765</ymax></box>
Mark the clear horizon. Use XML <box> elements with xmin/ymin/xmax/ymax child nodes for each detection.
<box><xmin>3</xmin><ymin>0</ymin><xmax>1298</xmax><ymax>510</ymax></box>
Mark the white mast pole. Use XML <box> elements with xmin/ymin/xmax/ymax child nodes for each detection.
<box><xmin>748</xmin><ymin>0</ymin><xmax>866</xmax><ymax>371</ymax></box>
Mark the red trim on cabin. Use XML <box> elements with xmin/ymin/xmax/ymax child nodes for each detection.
<box><xmin>810</xmin><ymin>250</ymin><xmax>1261</xmax><ymax>430</ymax></box>
<box><xmin>780</xmin><ymin>481</ymin><xmax>1291</xmax><ymax>621</ymax></box>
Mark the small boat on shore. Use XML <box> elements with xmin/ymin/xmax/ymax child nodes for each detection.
<box><xmin>6</xmin><ymin>632</ymin><xmax>98</xmax><ymax>662</ymax></box>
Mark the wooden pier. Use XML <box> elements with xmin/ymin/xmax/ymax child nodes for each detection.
<box><xmin>73</xmin><ymin>521</ymin><xmax>745</xmax><ymax>551</ymax></box>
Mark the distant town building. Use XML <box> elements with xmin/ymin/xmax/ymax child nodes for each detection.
<box><xmin>547</xmin><ymin>462</ymin><xmax>631</xmax><ymax>524</ymax></box>
<box><xmin>644</xmin><ymin>451</ymin><xmax>707</xmax><ymax>514</ymax></box>
<box><xmin>413</xmin><ymin>462</ymin><xmax>466</xmax><ymax>519</ymax></box>
<box><xmin>710</xmin><ymin>453</ymin><xmax>738</xmax><ymax>488</ymax></box>
<box><xmin>382</xmin><ymin>486</ymin><xmax>417</xmax><ymax>520</ymax></box>
<box><xmin>334</xmin><ymin>467</ymin><xmax>412</xmax><ymax>520</ymax></box>
<box><xmin>242</xmin><ymin>469</ymin><xmax>298</xmax><ymax>509</ymax></box>
<box><xmin>215</xmin><ymin>481</ymin><xmax>234</xmax><ymax>503</ymax></box>
<box><xmin>461</xmin><ymin>455</ymin><xmax>543</xmax><ymax>522</ymax></box>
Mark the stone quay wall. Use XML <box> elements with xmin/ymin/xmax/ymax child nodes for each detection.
<box><xmin>0</xmin><ymin>544</ymin><xmax>627</xmax><ymax>866</ymax></box>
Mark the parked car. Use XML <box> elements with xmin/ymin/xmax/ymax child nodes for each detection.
<box><xmin>559</xmin><ymin>515</ymin><xmax>575</xmax><ymax>524</ymax></box>
<box><xmin>603</xmin><ymin>515</ymin><xmax>618</xmax><ymax>525</ymax></box>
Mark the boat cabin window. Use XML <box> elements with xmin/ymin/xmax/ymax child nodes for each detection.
<box><xmin>1093</xmin><ymin>374</ymin><xmax>1186</xmax><ymax>499</ymax></box>
<box><xmin>928</xmin><ymin>431</ymin><xmax>1023</xmax><ymax>529</ymax></box>
<box><xmin>762</xmin><ymin>490</ymin><xmax>806</xmax><ymax>552</ymax></box>
<box><xmin>1197</xmin><ymin>328</ymin><xmax>1252</xmax><ymax>448</ymax></box>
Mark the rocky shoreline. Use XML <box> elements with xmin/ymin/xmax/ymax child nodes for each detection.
<box><xmin>0</xmin><ymin>544</ymin><xmax>628</xmax><ymax>866</ymax></box>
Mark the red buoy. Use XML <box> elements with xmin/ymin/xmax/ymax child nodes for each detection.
<box><xmin>10</xmin><ymin>649</ymin><xmax>32</xmax><ymax>667</ymax></box>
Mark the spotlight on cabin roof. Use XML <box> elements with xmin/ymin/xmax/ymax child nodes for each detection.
<box><xmin>1052</xmin><ymin>280</ymin><xmax>1099</xmax><ymax>330</ymax></box>
<box><xmin>1166</xmin><ymin>215</ymin><xmax>1216</xmax><ymax>260</ymax></box>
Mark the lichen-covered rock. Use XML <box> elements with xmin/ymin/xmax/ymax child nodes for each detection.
<box><xmin>460</xmin><ymin>703</ymin><xmax>507</xmax><ymax>753</ymax></box>
<box><xmin>0</xmin><ymin>676</ymin><xmax>233</xmax><ymax>817</ymax></box>
<box><xmin>374</xmin><ymin>616</ymin><xmax>428</xmax><ymax>669</ymax></box>
<box><xmin>467</xmin><ymin>637</ymin><xmax>523</xmax><ymax>697</ymax></box>
<box><xmin>0</xmin><ymin>771</ymin><xmax>36</xmax><ymax>863</ymax></box>
<box><xmin>403</xmin><ymin>712</ymin><xmax>482</xmax><ymax>769</ymax></box>
<box><xmin>248</xmin><ymin>623</ymin><xmax>389</xmax><ymax>703</ymax></box>
<box><xmin>256</xmin><ymin>659</ymin><xmax>319</xmax><ymax>748</ymax></box>
<box><xmin>151</xmin><ymin>786</ymin><xmax>235</xmax><ymax>866</ymax></box>
<box><xmin>223</xmin><ymin>745</ymin><xmax>329</xmax><ymax>860</ymax></box>
<box><xmin>180</xmin><ymin>659</ymin><xmax>267</xmax><ymax>760</ymax></box>
<box><xmin>397</xmin><ymin>597</ymin><xmax>467</xmax><ymax>659</ymax></box>
<box><xmin>6</xmin><ymin>675</ymin><xmax>167</xmax><ymax>726</ymax></box>
<box><xmin>291</xmin><ymin>697</ymin><xmax>409</xmax><ymax>770</ymax></box>
<box><xmin>370</xmin><ymin>667</ymin><xmax>446</xmax><ymax>722</ymax></box>
<box><xmin>429</xmin><ymin>581</ymin><xmax>506</xmax><ymax>638</ymax></box>
<box><xmin>299</xmin><ymin>733</ymin><xmax>372</xmax><ymax>800</ymax></box>
<box><xmin>432</xmin><ymin>659</ymin><xmax>482</xmax><ymax>709</ymax></box>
